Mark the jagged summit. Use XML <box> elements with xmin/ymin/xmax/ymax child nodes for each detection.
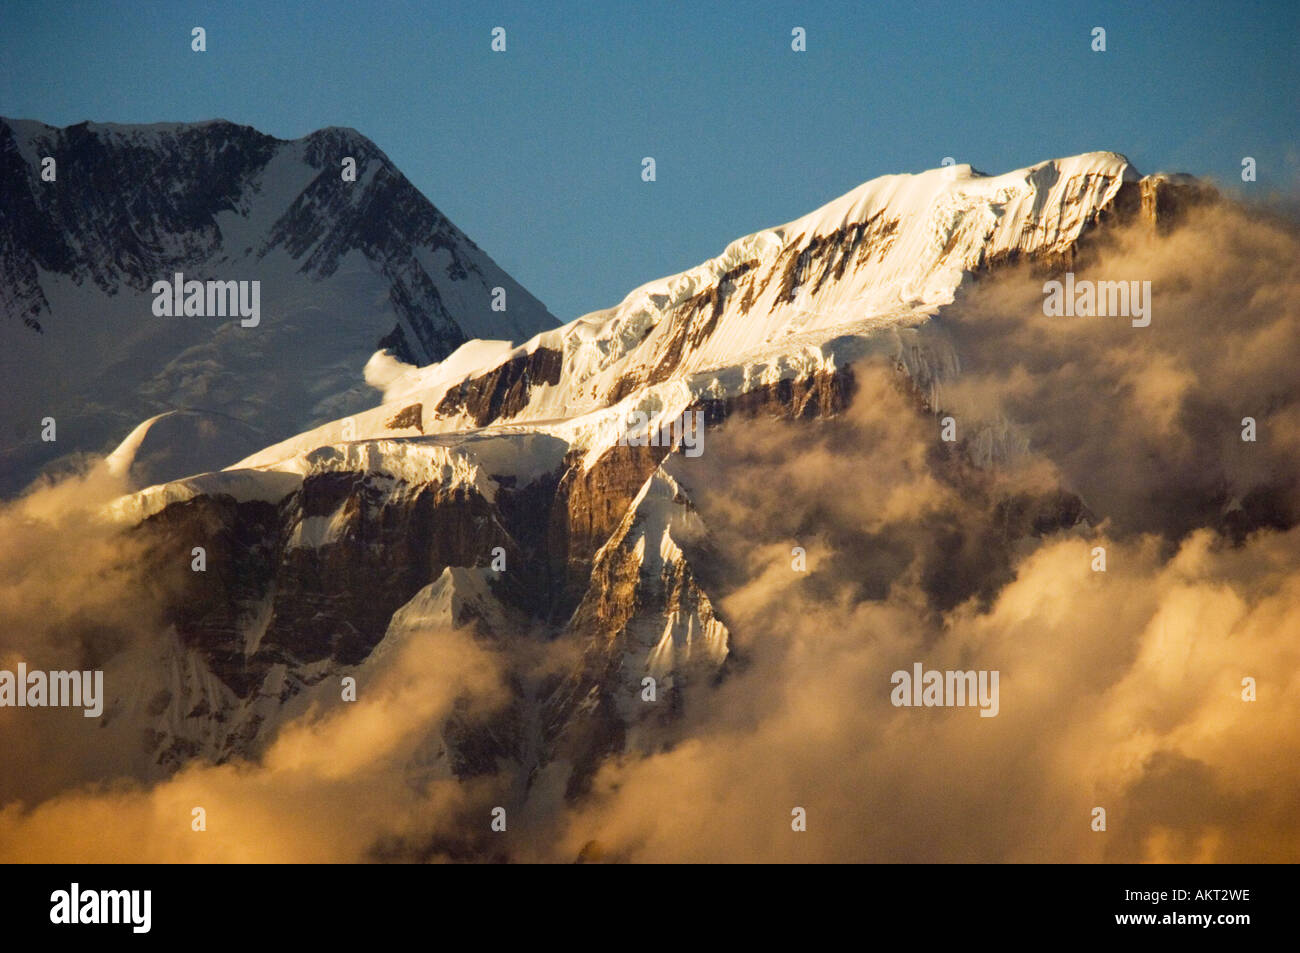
<box><xmin>232</xmin><ymin>151</ymin><xmax>1159</xmax><ymax>477</ymax></box>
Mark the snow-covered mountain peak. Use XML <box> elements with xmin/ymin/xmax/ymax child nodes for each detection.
<box><xmin>229</xmin><ymin>152</ymin><xmax>1143</xmax><ymax>478</ymax></box>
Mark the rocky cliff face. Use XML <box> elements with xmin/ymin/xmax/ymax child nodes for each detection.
<box><xmin>104</xmin><ymin>362</ymin><xmax>1093</xmax><ymax>800</ymax></box>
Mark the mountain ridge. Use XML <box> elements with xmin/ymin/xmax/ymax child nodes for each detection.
<box><xmin>227</xmin><ymin>150</ymin><xmax>1184</xmax><ymax>480</ymax></box>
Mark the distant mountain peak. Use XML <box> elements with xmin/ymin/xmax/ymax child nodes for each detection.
<box><xmin>0</xmin><ymin>116</ymin><xmax>558</xmax><ymax>494</ymax></box>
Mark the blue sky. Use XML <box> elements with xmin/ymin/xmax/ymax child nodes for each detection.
<box><xmin>2</xmin><ymin>0</ymin><xmax>1296</xmax><ymax>322</ymax></box>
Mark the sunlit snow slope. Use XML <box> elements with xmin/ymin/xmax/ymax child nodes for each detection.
<box><xmin>232</xmin><ymin>152</ymin><xmax>1139</xmax><ymax>478</ymax></box>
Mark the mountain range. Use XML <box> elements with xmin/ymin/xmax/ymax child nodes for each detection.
<box><xmin>0</xmin><ymin>121</ymin><xmax>1227</xmax><ymax>854</ymax></box>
